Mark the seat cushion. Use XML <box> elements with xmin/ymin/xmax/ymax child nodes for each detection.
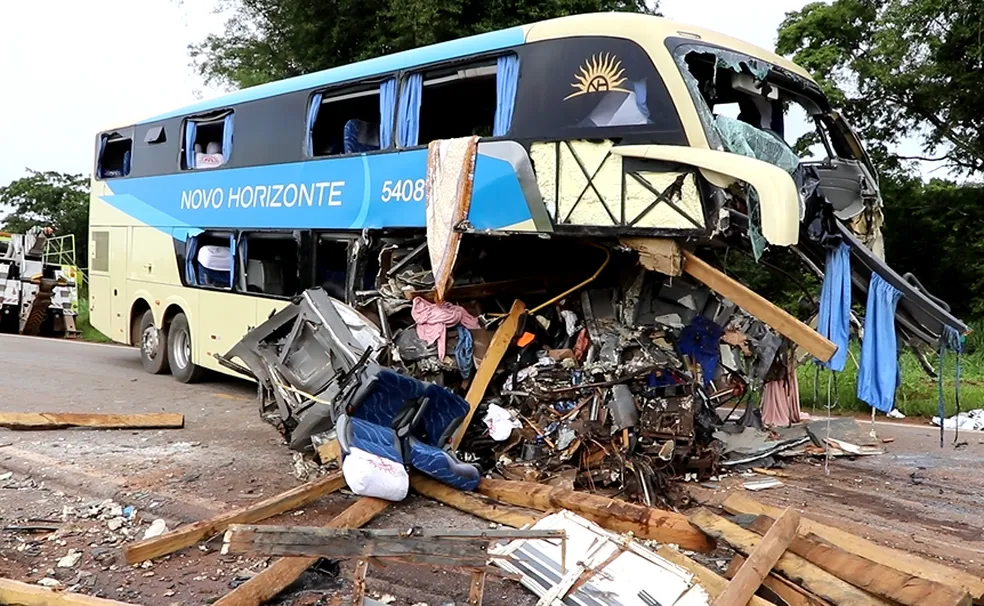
<box><xmin>336</xmin><ymin>414</ymin><xmax>402</xmax><ymax>464</ymax></box>
<box><xmin>407</xmin><ymin>437</ymin><xmax>480</xmax><ymax>491</ymax></box>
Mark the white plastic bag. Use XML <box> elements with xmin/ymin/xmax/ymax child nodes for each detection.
<box><xmin>341</xmin><ymin>447</ymin><xmax>409</xmax><ymax>501</ymax></box>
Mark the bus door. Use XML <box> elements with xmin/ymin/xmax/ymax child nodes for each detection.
<box><xmin>88</xmin><ymin>226</ymin><xmax>128</xmax><ymax>342</ymax></box>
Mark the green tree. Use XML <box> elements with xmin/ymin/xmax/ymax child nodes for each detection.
<box><xmin>776</xmin><ymin>0</ymin><xmax>984</xmax><ymax>176</ymax></box>
<box><xmin>192</xmin><ymin>0</ymin><xmax>659</xmax><ymax>89</ymax></box>
<box><xmin>0</xmin><ymin>170</ymin><xmax>89</xmax><ymax>268</ymax></box>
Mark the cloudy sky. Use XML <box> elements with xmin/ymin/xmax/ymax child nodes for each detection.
<box><xmin>1</xmin><ymin>0</ymin><xmax>927</xmax><ymax>187</ymax></box>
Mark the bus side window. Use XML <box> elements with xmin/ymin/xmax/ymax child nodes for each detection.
<box><xmin>183</xmin><ymin>112</ymin><xmax>234</xmax><ymax>170</ymax></box>
<box><xmin>241</xmin><ymin>233</ymin><xmax>300</xmax><ymax>297</ymax></box>
<box><xmin>308</xmin><ymin>78</ymin><xmax>397</xmax><ymax>158</ymax></box>
<box><xmin>405</xmin><ymin>54</ymin><xmax>519</xmax><ymax>144</ymax></box>
<box><xmin>315</xmin><ymin>236</ymin><xmax>349</xmax><ymax>301</ymax></box>
<box><xmin>97</xmin><ymin>134</ymin><xmax>132</xmax><ymax>179</ymax></box>
<box><xmin>186</xmin><ymin>232</ymin><xmax>234</xmax><ymax>289</ymax></box>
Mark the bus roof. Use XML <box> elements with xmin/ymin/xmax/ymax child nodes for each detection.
<box><xmin>135</xmin><ymin>13</ymin><xmax>813</xmax><ymax>126</ymax></box>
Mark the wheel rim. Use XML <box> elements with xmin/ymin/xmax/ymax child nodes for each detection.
<box><xmin>173</xmin><ymin>329</ymin><xmax>190</xmax><ymax>369</ymax></box>
<box><xmin>141</xmin><ymin>326</ymin><xmax>159</xmax><ymax>359</ymax></box>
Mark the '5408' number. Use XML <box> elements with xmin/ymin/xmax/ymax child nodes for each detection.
<box><xmin>381</xmin><ymin>179</ymin><xmax>425</xmax><ymax>202</ymax></box>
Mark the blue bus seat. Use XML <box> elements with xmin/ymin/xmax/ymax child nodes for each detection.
<box><xmin>404</xmin><ymin>384</ymin><xmax>477</xmax><ymax>490</ymax></box>
<box><xmin>338</xmin><ymin>368</ymin><xmax>479</xmax><ymax>491</ymax></box>
<box><xmin>343</xmin><ymin>120</ymin><xmax>380</xmax><ymax>154</ymax></box>
<box><xmin>199</xmin><ymin>267</ymin><xmax>231</xmax><ymax>287</ymax></box>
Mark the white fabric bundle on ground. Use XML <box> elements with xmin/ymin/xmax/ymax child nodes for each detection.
<box><xmin>341</xmin><ymin>447</ymin><xmax>409</xmax><ymax>501</ymax></box>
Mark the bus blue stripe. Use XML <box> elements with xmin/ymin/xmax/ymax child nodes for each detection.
<box><xmin>138</xmin><ymin>27</ymin><xmax>526</xmax><ymax>124</ymax></box>
<box><xmin>350</xmin><ymin>155</ymin><xmax>372</xmax><ymax>229</ymax></box>
<box><xmin>100</xmin><ymin>151</ymin><xmax>535</xmax><ymax>232</ymax></box>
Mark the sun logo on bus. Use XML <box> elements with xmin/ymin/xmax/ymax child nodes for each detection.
<box><xmin>566</xmin><ymin>53</ymin><xmax>629</xmax><ymax>99</ymax></box>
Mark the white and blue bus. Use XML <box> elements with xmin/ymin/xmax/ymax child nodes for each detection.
<box><xmin>88</xmin><ymin>12</ymin><xmax>964</xmax><ymax>383</ymax></box>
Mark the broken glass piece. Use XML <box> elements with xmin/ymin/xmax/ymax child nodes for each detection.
<box><xmin>714</xmin><ymin>115</ymin><xmax>800</xmax><ymax>174</ymax></box>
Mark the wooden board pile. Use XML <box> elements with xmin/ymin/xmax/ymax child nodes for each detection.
<box><xmin>678</xmin><ymin>492</ymin><xmax>984</xmax><ymax>606</ymax></box>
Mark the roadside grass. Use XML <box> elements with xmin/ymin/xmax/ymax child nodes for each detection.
<box><xmin>797</xmin><ymin>342</ymin><xmax>984</xmax><ymax>420</ymax></box>
<box><xmin>77</xmin><ymin>297</ymin><xmax>112</xmax><ymax>343</ymax></box>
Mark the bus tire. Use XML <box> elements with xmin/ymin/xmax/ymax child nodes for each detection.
<box><xmin>137</xmin><ymin>310</ymin><xmax>170</xmax><ymax>375</ymax></box>
<box><xmin>167</xmin><ymin>313</ymin><xmax>205</xmax><ymax>384</ymax></box>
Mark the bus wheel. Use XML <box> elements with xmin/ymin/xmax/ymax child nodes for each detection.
<box><xmin>167</xmin><ymin>313</ymin><xmax>205</xmax><ymax>384</ymax></box>
<box><xmin>137</xmin><ymin>310</ymin><xmax>170</xmax><ymax>375</ymax></box>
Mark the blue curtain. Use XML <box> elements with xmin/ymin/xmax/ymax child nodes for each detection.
<box><xmin>397</xmin><ymin>73</ymin><xmax>422</xmax><ymax>147</ymax></box>
<box><xmin>222</xmin><ymin>114</ymin><xmax>234</xmax><ymax>162</ymax></box>
<box><xmin>184</xmin><ymin>121</ymin><xmax>197</xmax><ymax>169</ymax></box>
<box><xmin>816</xmin><ymin>242</ymin><xmax>851</xmax><ymax>371</ymax></box>
<box><xmin>306</xmin><ymin>93</ymin><xmax>322</xmax><ymax>156</ymax></box>
<box><xmin>379</xmin><ymin>78</ymin><xmax>397</xmax><ymax>148</ymax></box>
<box><xmin>184</xmin><ymin>235</ymin><xmax>199</xmax><ymax>285</ymax></box>
<box><xmin>494</xmin><ymin>54</ymin><xmax>519</xmax><ymax>137</ymax></box>
<box><xmin>228</xmin><ymin>234</ymin><xmax>236</xmax><ymax>287</ymax></box>
<box><xmin>96</xmin><ymin>135</ymin><xmax>108</xmax><ymax>178</ymax></box>
<box><xmin>857</xmin><ymin>274</ymin><xmax>904</xmax><ymax>413</ymax></box>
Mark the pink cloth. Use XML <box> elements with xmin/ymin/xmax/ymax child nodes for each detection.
<box><xmin>411</xmin><ymin>297</ymin><xmax>479</xmax><ymax>359</ymax></box>
<box><xmin>761</xmin><ymin>365</ymin><xmax>802</xmax><ymax>427</ymax></box>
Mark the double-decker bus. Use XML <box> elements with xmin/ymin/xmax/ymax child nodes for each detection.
<box><xmin>89</xmin><ymin>12</ymin><xmax>965</xmax><ymax>383</ymax></box>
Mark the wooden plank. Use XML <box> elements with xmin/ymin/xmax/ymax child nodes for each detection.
<box><xmin>410</xmin><ymin>474</ymin><xmax>539</xmax><ymax>528</ymax></box>
<box><xmin>714</xmin><ymin>507</ymin><xmax>799</xmax><ymax>606</ymax></box>
<box><xmin>682</xmin><ymin>251</ymin><xmax>836</xmax><ymax>363</ymax></box>
<box><xmin>214</xmin><ymin>497</ymin><xmax>389</xmax><ymax>606</ymax></box>
<box><xmin>477</xmin><ymin>478</ymin><xmax>714</xmax><ymax>552</ymax></box>
<box><xmin>124</xmin><ymin>471</ymin><xmax>345</xmax><ymax>564</ymax></box>
<box><xmin>0</xmin><ymin>578</ymin><xmax>139</xmax><ymax>605</ymax></box>
<box><xmin>221</xmin><ymin>525</ymin><xmax>560</xmax><ymax>560</ymax></box>
<box><xmin>467</xmin><ymin>570</ymin><xmax>487</xmax><ymax>606</ymax></box>
<box><xmin>727</xmin><ymin>554</ymin><xmax>833</xmax><ymax>606</ymax></box>
<box><xmin>690</xmin><ymin>508</ymin><xmax>889</xmax><ymax>606</ymax></box>
<box><xmin>452</xmin><ymin>299</ymin><xmax>525</xmax><ymax>450</ymax></box>
<box><xmin>223</xmin><ymin>526</ymin><xmax>488</xmax><ymax>560</ymax></box>
<box><xmin>352</xmin><ymin>559</ymin><xmax>369</xmax><ymax>606</ymax></box>
<box><xmin>621</xmin><ymin>237</ymin><xmax>682</xmax><ymax>276</ymax></box>
<box><xmin>722</xmin><ymin>492</ymin><xmax>984</xmax><ymax>601</ymax></box>
<box><xmin>749</xmin><ymin>515</ymin><xmax>972</xmax><ymax>606</ymax></box>
<box><xmin>655</xmin><ymin>547</ymin><xmax>773</xmax><ymax>606</ymax></box>
<box><xmin>0</xmin><ymin>412</ymin><xmax>184</xmax><ymax>430</ymax></box>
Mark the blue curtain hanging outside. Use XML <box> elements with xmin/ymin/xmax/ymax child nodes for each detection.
<box><xmin>222</xmin><ymin>114</ymin><xmax>234</xmax><ymax>162</ymax></box>
<box><xmin>96</xmin><ymin>135</ymin><xmax>108</xmax><ymax>178</ymax></box>
<box><xmin>857</xmin><ymin>273</ymin><xmax>903</xmax><ymax>413</ymax></box>
<box><xmin>816</xmin><ymin>242</ymin><xmax>851</xmax><ymax>371</ymax></box>
<box><xmin>379</xmin><ymin>79</ymin><xmax>397</xmax><ymax>148</ymax></box>
<box><xmin>184</xmin><ymin>121</ymin><xmax>197</xmax><ymax>169</ymax></box>
<box><xmin>184</xmin><ymin>235</ymin><xmax>199</xmax><ymax>285</ymax></box>
<box><xmin>397</xmin><ymin>73</ymin><xmax>422</xmax><ymax>147</ymax></box>
<box><xmin>306</xmin><ymin>93</ymin><xmax>322</xmax><ymax>156</ymax></box>
<box><xmin>228</xmin><ymin>234</ymin><xmax>236</xmax><ymax>287</ymax></box>
<box><xmin>493</xmin><ymin>54</ymin><xmax>519</xmax><ymax>137</ymax></box>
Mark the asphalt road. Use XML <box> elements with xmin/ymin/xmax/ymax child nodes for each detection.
<box><xmin>0</xmin><ymin>334</ymin><xmax>535</xmax><ymax>606</ymax></box>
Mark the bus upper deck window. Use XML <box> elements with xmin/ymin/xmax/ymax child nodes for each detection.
<box><xmin>97</xmin><ymin>135</ymin><xmax>132</xmax><ymax>179</ymax></box>
<box><xmin>184</xmin><ymin>112</ymin><xmax>234</xmax><ymax>170</ymax></box>
<box><xmin>308</xmin><ymin>81</ymin><xmax>394</xmax><ymax>158</ymax></box>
